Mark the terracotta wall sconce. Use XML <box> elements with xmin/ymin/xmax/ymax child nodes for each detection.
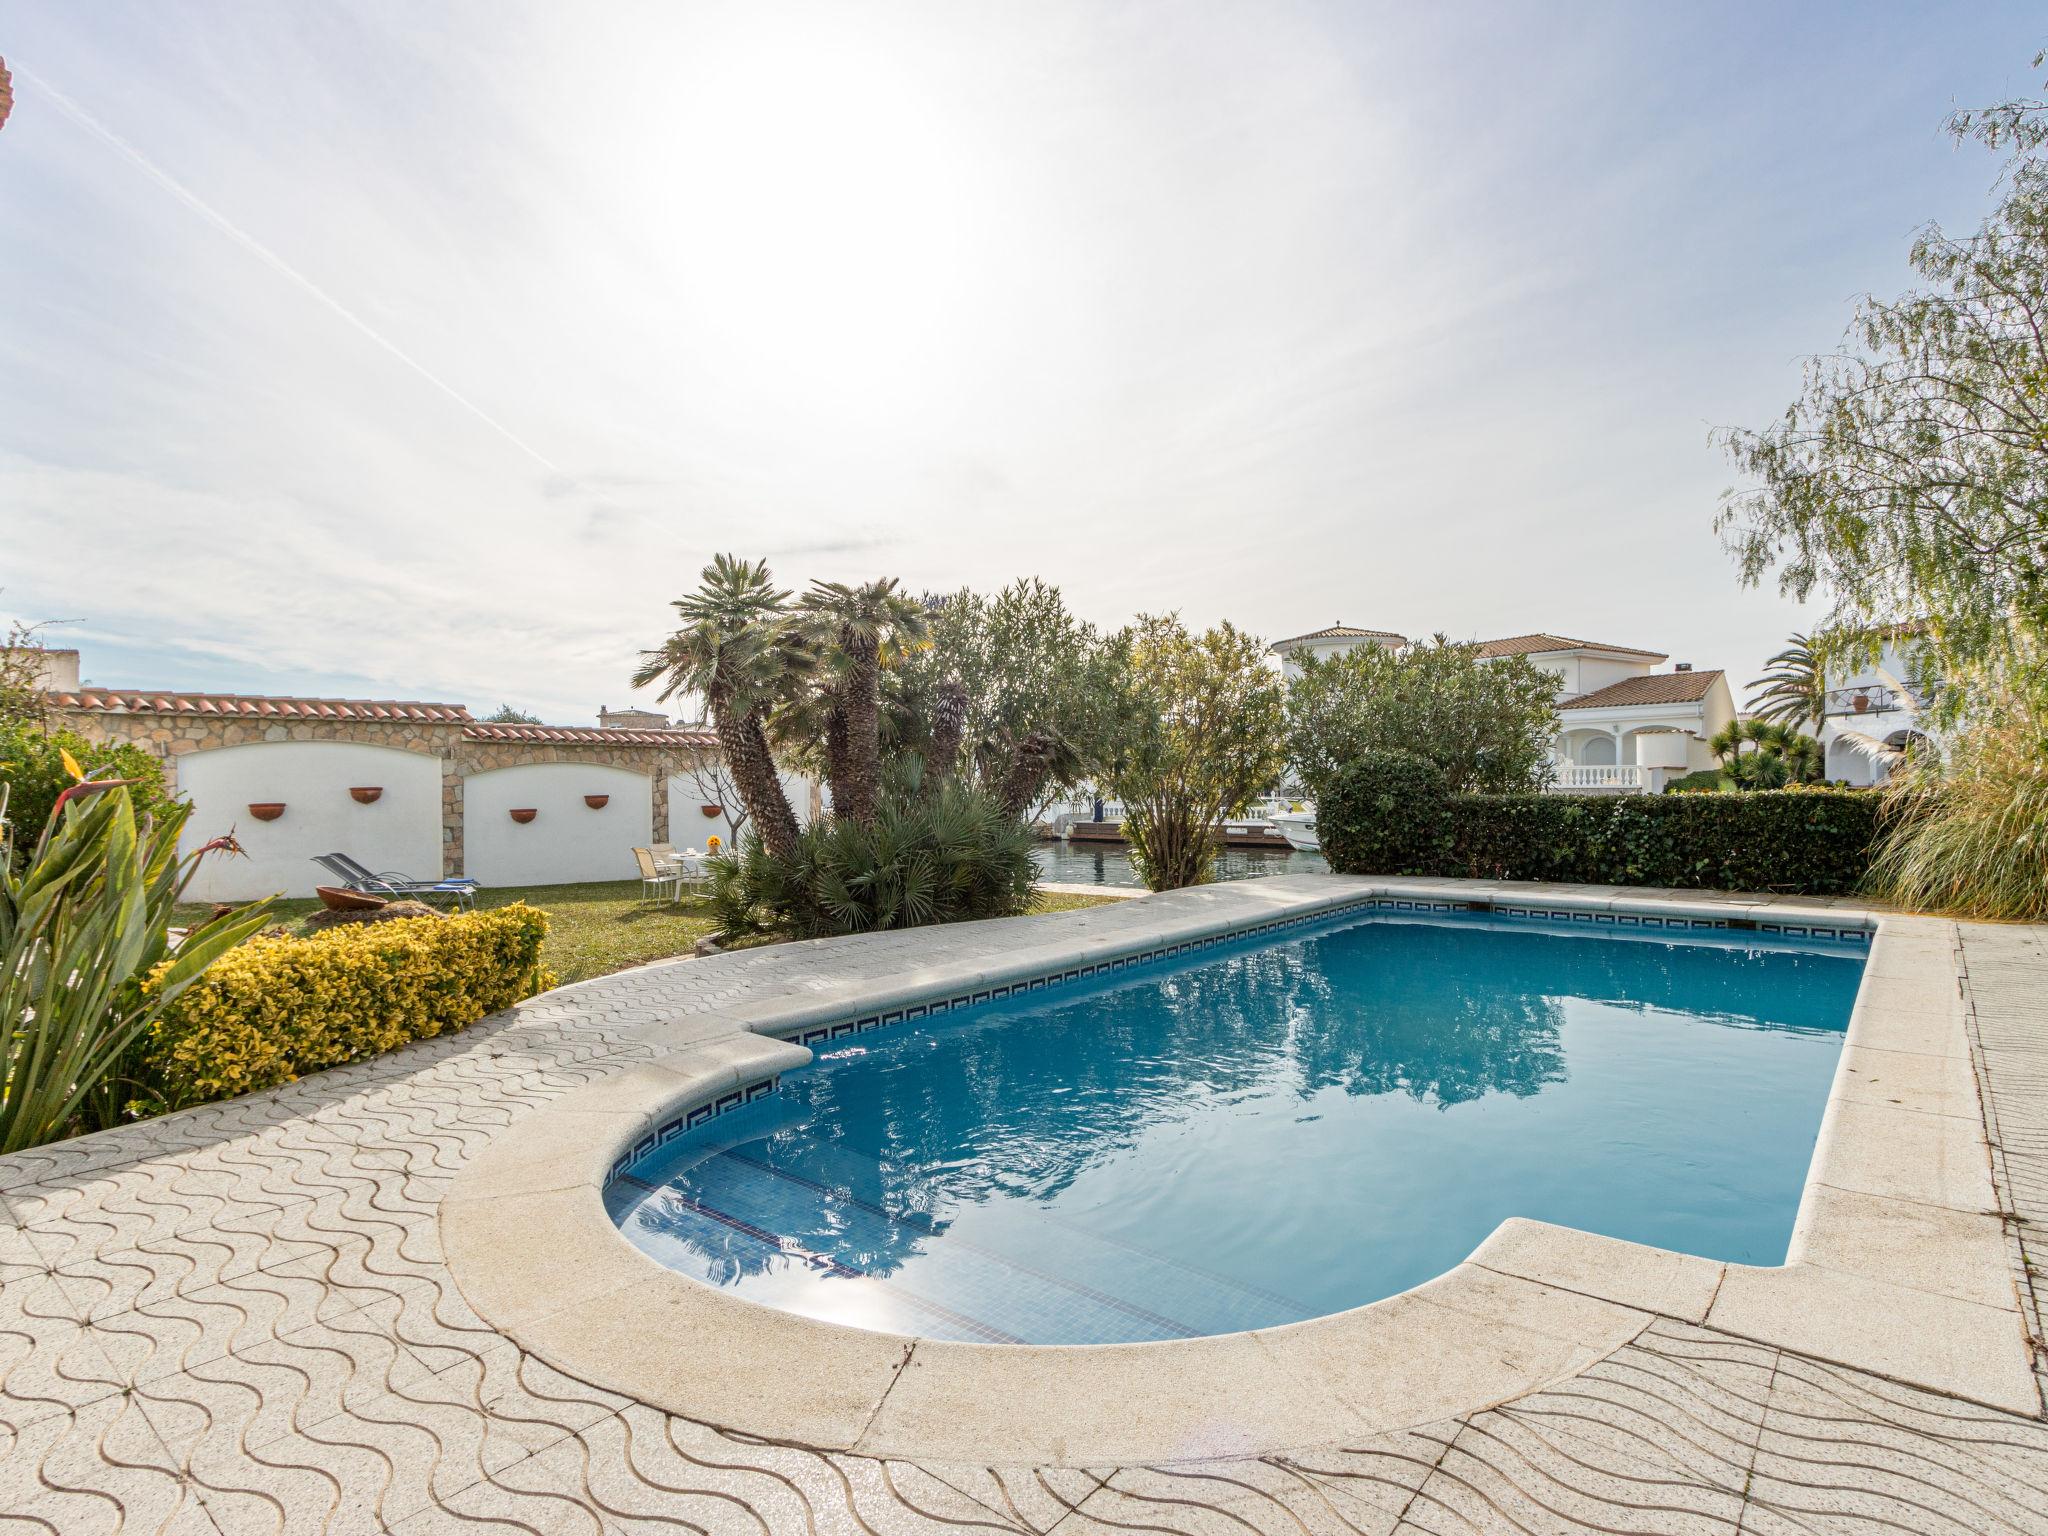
<box><xmin>247</xmin><ymin>803</ymin><xmax>286</xmax><ymax>821</ymax></box>
<box><xmin>349</xmin><ymin>786</ymin><xmax>383</xmax><ymax>804</ymax></box>
<box><xmin>583</xmin><ymin>794</ymin><xmax>610</xmax><ymax>809</ymax></box>
<box><xmin>509</xmin><ymin>808</ymin><xmax>538</xmax><ymax>824</ymax></box>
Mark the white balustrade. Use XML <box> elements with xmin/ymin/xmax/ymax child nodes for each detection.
<box><xmin>1550</xmin><ymin>764</ymin><xmax>1646</xmax><ymax>792</ymax></box>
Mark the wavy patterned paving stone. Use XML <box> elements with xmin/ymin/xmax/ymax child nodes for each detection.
<box><xmin>0</xmin><ymin>1404</ymin><xmax>216</xmax><ymax>1536</ymax></box>
<box><xmin>1744</xmin><ymin>1353</ymin><xmax>2048</xmax><ymax>1535</ymax></box>
<box><xmin>922</xmin><ymin>1462</ymin><xmax>1107</xmax><ymax>1531</ymax></box>
<box><xmin>1492</xmin><ymin>1322</ymin><xmax>1774</xmax><ymax>1486</ymax></box>
<box><xmin>2</xmin><ymin>890</ymin><xmax>2046</xmax><ymax>1536</ymax></box>
<box><xmin>0</xmin><ymin>1274</ymin><xmax>130</xmax><ymax>1432</ymax></box>
<box><xmin>1059</xmin><ymin>1459</ymin><xmax>1420</xmax><ymax>1535</ymax></box>
<box><xmin>1422</xmin><ymin>1414</ymin><xmax>1744</xmax><ymax>1535</ymax></box>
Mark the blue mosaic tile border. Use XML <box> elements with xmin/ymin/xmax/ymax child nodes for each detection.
<box><xmin>763</xmin><ymin>893</ymin><xmax>1871</xmax><ymax>1054</ymax></box>
<box><xmin>607</xmin><ymin>1074</ymin><xmax>780</xmax><ymax>1184</ymax></box>
<box><xmin>606</xmin><ymin>891</ymin><xmax>1871</xmax><ymax>1187</ymax></box>
<box><xmin>1484</xmin><ymin>901</ymin><xmax>1872</xmax><ymax>944</ymax></box>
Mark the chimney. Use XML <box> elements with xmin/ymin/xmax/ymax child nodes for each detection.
<box><xmin>1</xmin><ymin>646</ymin><xmax>82</xmax><ymax>691</ymax></box>
<box><xmin>1674</xmin><ymin>662</ymin><xmax>1692</xmax><ymax>672</ymax></box>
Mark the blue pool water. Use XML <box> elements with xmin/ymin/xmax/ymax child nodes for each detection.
<box><xmin>609</xmin><ymin>911</ymin><xmax>1864</xmax><ymax>1345</ymax></box>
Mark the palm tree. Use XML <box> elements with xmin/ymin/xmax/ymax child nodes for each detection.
<box><xmin>797</xmin><ymin>578</ymin><xmax>928</xmax><ymax>824</ymax></box>
<box><xmin>1710</xmin><ymin>718</ymin><xmax>1824</xmax><ymax>789</ymax></box>
<box><xmin>1707</xmin><ymin>718</ymin><xmax>1756</xmax><ymax>774</ymax></box>
<box><xmin>1747</xmin><ymin>634</ymin><xmax>1826</xmax><ymax>733</ymax></box>
<box><xmin>633</xmin><ymin>555</ymin><xmax>804</xmax><ymax>859</ymax></box>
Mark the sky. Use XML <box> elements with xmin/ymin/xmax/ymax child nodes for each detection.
<box><xmin>2</xmin><ymin>1</ymin><xmax>2042</xmax><ymax>722</ymax></box>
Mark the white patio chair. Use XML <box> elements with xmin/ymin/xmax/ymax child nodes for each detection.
<box><xmin>632</xmin><ymin>846</ymin><xmax>681</xmax><ymax>902</ymax></box>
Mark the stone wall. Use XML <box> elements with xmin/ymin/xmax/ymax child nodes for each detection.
<box><xmin>51</xmin><ymin>707</ymin><xmax>722</xmax><ymax>881</ymax></box>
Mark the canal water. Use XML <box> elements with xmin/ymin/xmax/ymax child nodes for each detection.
<box><xmin>1032</xmin><ymin>841</ymin><xmax>1329</xmax><ymax>888</ymax></box>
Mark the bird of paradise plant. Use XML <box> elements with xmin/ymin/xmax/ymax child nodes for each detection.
<box><xmin>0</xmin><ymin>757</ymin><xmax>273</xmax><ymax>1153</ymax></box>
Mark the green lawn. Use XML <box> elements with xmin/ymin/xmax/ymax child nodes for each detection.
<box><xmin>174</xmin><ymin>881</ymin><xmax>1125</xmax><ymax>988</ymax></box>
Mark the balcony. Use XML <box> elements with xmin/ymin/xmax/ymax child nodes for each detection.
<box><xmin>1823</xmin><ymin>685</ymin><xmax>1905</xmax><ymax>718</ymax></box>
<box><xmin>1551</xmin><ymin>764</ymin><xmax>1645</xmax><ymax>792</ymax></box>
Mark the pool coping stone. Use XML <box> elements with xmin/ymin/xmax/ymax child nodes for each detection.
<box><xmin>438</xmin><ymin>875</ymin><xmax>2040</xmax><ymax>1464</ymax></box>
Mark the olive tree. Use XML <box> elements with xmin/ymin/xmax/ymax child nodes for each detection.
<box><xmin>1284</xmin><ymin>637</ymin><xmax>1558</xmax><ymax>801</ymax></box>
<box><xmin>894</xmin><ymin>579</ymin><xmax>1115</xmax><ymax>818</ymax></box>
<box><xmin>1099</xmin><ymin>615</ymin><xmax>1287</xmax><ymax>891</ymax></box>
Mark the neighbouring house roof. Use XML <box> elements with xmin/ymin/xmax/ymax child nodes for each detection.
<box><xmin>46</xmin><ymin>688</ymin><xmax>720</xmax><ymax>746</ymax></box>
<box><xmin>1558</xmin><ymin>670</ymin><xmax>1725</xmax><ymax>710</ymax></box>
<box><xmin>46</xmin><ymin>690</ymin><xmax>474</xmax><ymax>724</ymax></box>
<box><xmin>461</xmin><ymin>722</ymin><xmax>717</xmax><ymax>748</ymax></box>
<box><xmin>1270</xmin><ymin>624</ymin><xmax>1407</xmax><ymax>651</ymax></box>
<box><xmin>1475</xmin><ymin>633</ymin><xmax>1668</xmax><ymax>661</ymax></box>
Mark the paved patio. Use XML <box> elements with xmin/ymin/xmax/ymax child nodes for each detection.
<box><xmin>3</xmin><ymin>880</ymin><xmax>2045</xmax><ymax>1534</ymax></box>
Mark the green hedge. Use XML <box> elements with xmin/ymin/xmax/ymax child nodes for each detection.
<box><xmin>147</xmin><ymin>905</ymin><xmax>553</xmax><ymax>1105</ymax></box>
<box><xmin>1316</xmin><ymin>749</ymin><xmax>1448</xmax><ymax>876</ymax></box>
<box><xmin>1319</xmin><ymin>767</ymin><xmax>1885</xmax><ymax>895</ymax></box>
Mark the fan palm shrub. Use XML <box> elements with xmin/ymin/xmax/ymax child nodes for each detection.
<box><xmin>707</xmin><ymin>773</ymin><xmax>1034</xmax><ymax>939</ymax></box>
<box><xmin>1709</xmin><ymin>718</ymin><xmax>1823</xmax><ymax>788</ymax></box>
<box><xmin>1</xmin><ymin>775</ymin><xmax>272</xmax><ymax>1152</ymax></box>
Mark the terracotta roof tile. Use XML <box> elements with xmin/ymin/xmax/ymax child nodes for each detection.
<box><xmin>461</xmin><ymin>722</ymin><xmax>718</xmax><ymax>747</ymax></box>
<box><xmin>48</xmin><ymin>690</ymin><xmax>473</xmax><ymax>724</ymax></box>
<box><xmin>1270</xmin><ymin>624</ymin><xmax>1407</xmax><ymax>650</ymax></box>
<box><xmin>1475</xmin><ymin>633</ymin><xmax>1668</xmax><ymax>661</ymax></box>
<box><xmin>1558</xmin><ymin>670</ymin><xmax>1725</xmax><ymax>709</ymax></box>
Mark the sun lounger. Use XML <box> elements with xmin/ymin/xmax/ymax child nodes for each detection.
<box><xmin>313</xmin><ymin>853</ymin><xmax>479</xmax><ymax>910</ymax></box>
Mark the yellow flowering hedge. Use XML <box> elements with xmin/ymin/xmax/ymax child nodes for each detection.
<box><xmin>148</xmin><ymin>905</ymin><xmax>554</xmax><ymax>1104</ymax></box>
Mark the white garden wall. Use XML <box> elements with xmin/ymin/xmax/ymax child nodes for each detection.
<box><xmin>667</xmin><ymin>777</ymin><xmax>739</xmax><ymax>852</ymax></box>
<box><xmin>463</xmin><ymin>763</ymin><xmax>652</xmax><ymax>888</ymax></box>
<box><xmin>176</xmin><ymin>742</ymin><xmax>441</xmax><ymax>902</ymax></box>
<box><xmin>666</xmin><ymin>767</ymin><xmax>819</xmax><ymax>853</ymax></box>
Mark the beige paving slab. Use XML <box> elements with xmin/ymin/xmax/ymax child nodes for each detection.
<box><xmin>1804</xmin><ymin>1096</ymin><xmax>1996</xmax><ymax>1213</ymax></box>
<box><xmin>858</xmin><ymin>1329</ymin><xmax>1348</xmax><ymax>1467</ymax></box>
<box><xmin>1467</xmin><ymin>1220</ymin><xmax>1726</xmax><ymax>1326</ymax></box>
<box><xmin>1790</xmin><ymin>1184</ymin><xmax>2020</xmax><ymax>1312</ymax></box>
<box><xmin>1832</xmin><ymin>1043</ymin><xmax>1982</xmax><ymax>1119</ymax></box>
<box><xmin>1706</xmin><ymin>1263</ymin><xmax>2037</xmax><ymax>1414</ymax></box>
<box><xmin>1253</xmin><ymin>1291</ymin><xmax>1600</xmax><ymax>1444</ymax></box>
<box><xmin>520</xmin><ymin>1268</ymin><xmax>914</xmax><ymax>1453</ymax></box>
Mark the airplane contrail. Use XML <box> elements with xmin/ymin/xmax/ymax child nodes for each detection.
<box><xmin>20</xmin><ymin>67</ymin><xmax>565</xmax><ymax>475</ymax></box>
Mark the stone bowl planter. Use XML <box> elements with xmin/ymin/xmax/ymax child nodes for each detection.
<box><xmin>247</xmin><ymin>803</ymin><xmax>286</xmax><ymax>822</ymax></box>
<box><xmin>584</xmin><ymin>794</ymin><xmax>610</xmax><ymax>809</ymax></box>
<box><xmin>349</xmin><ymin>786</ymin><xmax>383</xmax><ymax>804</ymax></box>
<box><xmin>509</xmin><ymin>808</ymin><xmax>538</xmax><ymax>824</ymax></box>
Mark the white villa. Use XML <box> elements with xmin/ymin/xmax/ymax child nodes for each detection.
<box><xmin>1268</xmin><ymin>625</ymin><xmax>1738</xmax><ymax>793</ymax></box>
<box><xmin>1269</xmin><ymin>623</ymin><xmax>1408</xmax><ymax>680</ymax></box>
<box><xmin>1816</xmin><ymin>636</ymin><xmax>1938</xmax><ymax>786</ymax></box>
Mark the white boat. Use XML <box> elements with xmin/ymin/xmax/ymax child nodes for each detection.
<box><xmin>1273</xmin><ymin>810</ymin><xmax>1318</xmax><ymax>852</ymax></box>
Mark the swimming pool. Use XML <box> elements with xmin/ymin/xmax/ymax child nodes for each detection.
<box><xmin>607</xmin><ymin>908</ymin><xmax>1864</xmax><ymax>1345</ymax></box>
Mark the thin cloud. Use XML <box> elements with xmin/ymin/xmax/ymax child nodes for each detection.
<box><xmin>20</xmin><ymin>66</ymin><xmax>566</xmax><ymax>477</ymax></box>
